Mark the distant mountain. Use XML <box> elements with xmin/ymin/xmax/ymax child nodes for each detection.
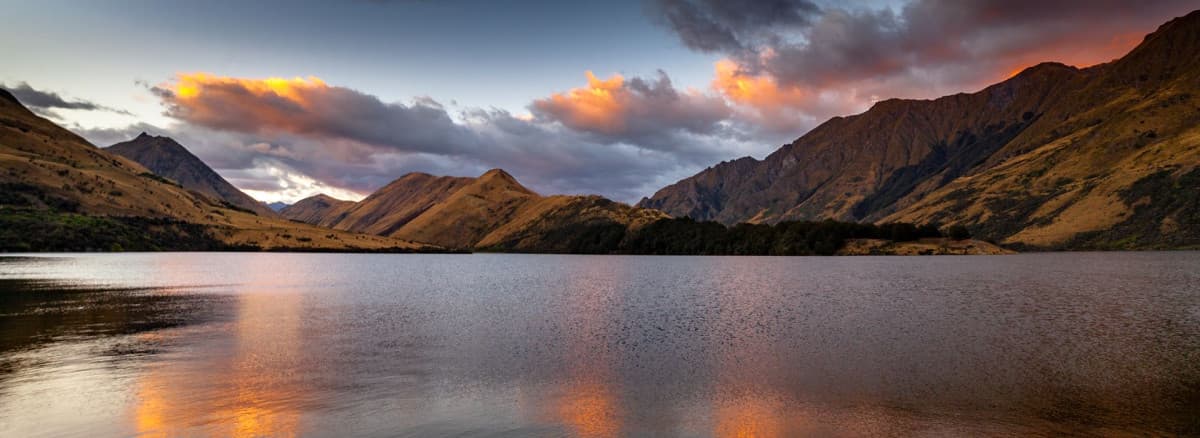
<box><xmin>309</xmin><ymin>172</ymin><xmax>474</xmax><ymax>235</ymax></box>
<box><xmin>0</xmin><ymin>89</ymin><xmax>434</xmax><ymax>252</ymax></box>
<box><xmin>640</xmin><ymin>10</ymin><xmax>1200</xmax><ymax>249</ymax></box>
<box><xmin>390</xmin><ymin>169</ymin><xmax>539</xmax><ymax>248</ymax></box>
<box><xmin>266</xmin><ymin>201</ymin><xmax>289</xmax><ymax>212</ymax></box>
<box><xmin>107</xmin><ymin>133</ymin><xmax>277</xmax><ymax>217</ymax></box>
<box><xmin>280</xmin><ymin>194</ymin><xmax>355</xmax><ymax>225</ymax></box>
<box><xmin>284</xmin><ymin>168</ymin><xmax>666</xmax><ymax>250</ymax></box>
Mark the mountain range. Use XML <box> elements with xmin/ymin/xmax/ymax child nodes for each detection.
<box><xmin>639</xmin><ymin>10</ymin><xmax>1200</xmax><ymax>250</ymax></box>
<box><xmin>282</xmin><ymin>169</ymin><xmax>666</xmax><ymax>250</ymax></box>
<box><xmin>3</xmin><ymin>10</ymin><xmax>1198</xmax><ymax>253</ymax></box>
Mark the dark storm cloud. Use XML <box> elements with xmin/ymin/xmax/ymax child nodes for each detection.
<box><xmin>3</xmin><ymin>82</ymin><xmax>132</xmax><ymax>115</ymax></box>
<box><xmin>651</xmin><ymin>0</ymin><xmax>1198</xmax><ymax>90</ymax></box>
<box><xmin>762</xmin><ymin>0</ymin><xmax>1198</xmax><ymax>89</ymax></box>
<box><xmin>646</xmin><ymin>0</ymin><xmax>821</xmax><ymax>52</ymax></box>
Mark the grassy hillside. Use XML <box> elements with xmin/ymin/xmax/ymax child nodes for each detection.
<box><xmin>0</xmin><ymin>88</ymin><xmax>438</xmax><ymax>252</ymax></box>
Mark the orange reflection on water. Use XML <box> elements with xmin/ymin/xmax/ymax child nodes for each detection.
<box><xmin>130</xmin><ymin>254</ymin><xmax>309</xmax><ymax>437</ymax></box>
<box><xmin>714</xmin><ymin>395</ymin><xmax>785</xmax><ymax>438</ymax></box>
<box><xmin>555</xmin><ymin>380</ymin><xmax>620</xmax><ymax>438</ymax></box>
<box><xmin>133</xmin><ymin>370</ymin><xmax>169</xmax><ymax>438</ymax></box>
<box><xmin>541</xmin><ymin>261</ymin><xmax>627</xmax><ymax>437</ymax></box>
<box><xmin>711</xmin><ymin>262</ymin><xmax>792</xmax><ymax>438</ymax></box>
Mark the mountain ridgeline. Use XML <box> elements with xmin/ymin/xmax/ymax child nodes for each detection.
<box><xmin>283</xmin><ymin>169</ymin><xmax>670</xmax><ymax>251</ymax></box>
<box><xmin>279</xmin><ymin>168</ymin><xmax>998</xmax><ymax>255</ymax></box>
<box><xmin>640</xmin><ymin>10</ymin><xmax>1200</xmax><ymax>250</ymax></box>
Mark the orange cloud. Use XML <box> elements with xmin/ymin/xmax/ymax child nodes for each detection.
<box><xmin>532</xmin><ymin>70</ymin><xmax>732</xmax><ymax>142</ymax></box>
<box><xmin>533</xmin><ymin>71</ymin><xmax>628</xmax><ymax>135</ymax></box>
<box><xmin>163</xmin><ymin>73</ymin><xmax>331</xmax><ymax>134</ymax></box>
<box><xmin>712</xmin><ymin>59</ymin><xmax>811</xmax><ymax>110</ymax></box>
<box><xmin>171</xmin><ymin>73</ymin><xmax>328</xmax><ymax>101</ymax></box>
<box><xmin>710</xmin><ymin>58</ymin><xmax>870</xmax><ymax>132</ymax></box>
<box><xmin>155</xmin><ymin>72</ymin><xmax>474</xmax><ymax>157</ymax></box>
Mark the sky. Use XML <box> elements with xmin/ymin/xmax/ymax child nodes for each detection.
<box><xmin>2</xmin><ymin>0</ymin><xmax>1196</xmax><ymax>203</ymax></box>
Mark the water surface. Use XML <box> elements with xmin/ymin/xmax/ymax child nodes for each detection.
<box><xmin>0</xmin><ymin>252</ymin><xmax>1198</xmax><ymax>437</ymax></box>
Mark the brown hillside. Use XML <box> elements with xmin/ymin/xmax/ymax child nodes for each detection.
<box><xmin>280</xmin><ymin>194</ymin><xmax>355</xmax><ymax>225</ymax></box>
<box><xmin>0</xmin><ymin>89</ymin><xmax>435</xmax><ymax>252</ymax></box>
<box><xmin>319</xmin><ymin>172</ymin><xmax>473</xmax><ymax>235</ymax></box>
<box><xmin>282</xmin><ymin>167</ymin><xmax>667</xmax><ymax>251</ymax></box>
<box><xmin>476</xmin><ymin>195</ymin><xmax>668</xmax><ymax>252</ymax></box>
<box><xmin>390</xmin><ymin>169</ymin><xmax>539</xmax><ymax>248</ymax></box>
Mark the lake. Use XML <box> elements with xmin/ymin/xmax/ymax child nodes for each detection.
<box><xmin>0</xmin><ymin>252</ymin><xmax>1197</xmax><ymax>437</ymax></box>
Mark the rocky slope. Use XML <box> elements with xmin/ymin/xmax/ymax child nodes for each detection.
<box><xmin>106</xmin><ymin>133</ymin><xmax>278</xmax><ymax>217</ymax></box>
<box><xmin>284</xmin><ymin>168</ymin><xmax>666</xmax><ymax>250</ymax></box>
<box><xmin>0</xmin><ymin>89</ymin><xmax>435</xmax><ymax>252</ymax></box>
<box><xmin>640</xmin><ymin>10</ymin><xmax>1200</xmax><ymax>249</ymax></box>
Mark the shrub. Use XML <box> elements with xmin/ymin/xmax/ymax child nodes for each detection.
<box><xmin>946</xmin><ymin>225</ymin><xmax>972</xmax><ymax>240</ymax></box>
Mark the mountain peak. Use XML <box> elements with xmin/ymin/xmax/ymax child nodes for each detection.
<box><xmin>310</xmin><ymin>193</ymin><xmax>341</xmax><ymax>202</ymax></box>
<box><xmin>1013</xmin><ymin>62</ymin><xmax>1077</xmax><ymax>78</ymax></box>
<box><xmin>479</xmin><ymin>168</ymin><xmax>515</xmax><ymax>180</ymax></box>
<box><xmin>107</xmin><ymin>134</ymin><xmax>278</xmax><ymax>217</ymax></box>
<box><xmin>397</xmin><ymin>171</ymin><xmax>435</xmax><ymax>179</ymax></box>
<box><xmin>0</xmin><ymin>88</ymin><xmax>35</xmax><ymax>116</ymax></box>
<box><xmin>0</xmin><ymin>88</ymin><xmax>20</xmax><ymax>105</ymax></box>
<box><xmin>476</xmin><ymin>168</ymin><xmax>535</xmax><ymax>195</ymax></box>
<box><xmin>1112</xmin><ymin>9</ymin><xmax>1200</xmax><ymax>77</ymax></box>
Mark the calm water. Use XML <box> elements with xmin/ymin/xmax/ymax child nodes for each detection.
<box><xmin>0</xmin><ymin>253</ymin><xmax>1197</xmax><ymax>437</ymax></box>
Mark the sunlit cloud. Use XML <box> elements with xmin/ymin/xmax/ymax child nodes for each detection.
<box><xmin>531</xmin><ymin>70</ymin><xmax>733</xmax><ymax>149</ymax></box>
<box><xmin>534</xmin><ymin>71</ymin><xmax>626</xmax><ymax>135</ymax></box>
<box><xmin>154</xmin><ymin>73</ymin><xmax>475</xmax><ymax>156</ymax></box>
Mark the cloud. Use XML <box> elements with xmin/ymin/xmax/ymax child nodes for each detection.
<box><xmin>155</xmin><ymin>73</ymin><xmax>477</xmax><ymax>156</ymax></box>
<box><xmin>3</xmin><ymin>82</ymin><xmax>133</xmax><ymax>116</ymax></box>
<box><xmin>646</xmin><ymin>0</ymin><xmax>820</xmax><ymax>53</ymax></box>
<box><xmin>232</xmin><ymin>159</ymin><xmax>368</xmax><ymax>203</ymax></box>
<box><xmin>86</xmin><ymin>72</ymin><xmax>772</xmax><ymax>204</ymax></box>
<box><xmin>530</xmin><ymin>70</ymin><xmax>733</xmax><ymax>149</ymax></box>
<box><xmin>711</xmin><ymin>58</ymin><xmax>864</xmax><ymax>132</ymax></box>
<box><xmin>649</xmin><ymin>0</ymin><xmax>1199</xmax><ymax>131</ymax></box>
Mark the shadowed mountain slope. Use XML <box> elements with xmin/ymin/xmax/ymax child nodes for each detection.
<box><xmin>107</xmin><ymin>133</ymin><xmax>277</xmax><ymax>217</ymax></box>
